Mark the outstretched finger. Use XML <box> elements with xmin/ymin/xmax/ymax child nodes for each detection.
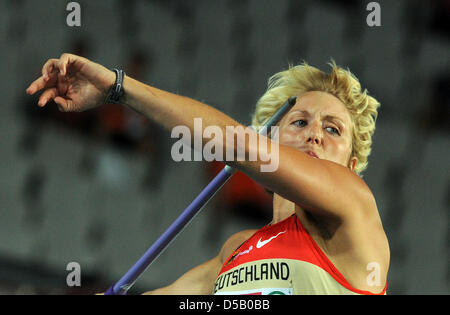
<box><xmin>38</xmin><ymin>87</ymin><xmax>59</xmax><ymax>107</ymax></box>
<box><xmin>27</xmin><ymin>60</ymin><xmax>59</xmax><ymax>95</ymax></box>
<box><xmin>26</xmin><ymin>76</ymin><xmax>47</xmax><ymax>95</ymax></box>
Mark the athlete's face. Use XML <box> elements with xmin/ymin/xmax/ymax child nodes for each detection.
<box><xmin>276</xmin><ymin>91</ymin><xmax>356</xmax><ymax>170</ymax></box>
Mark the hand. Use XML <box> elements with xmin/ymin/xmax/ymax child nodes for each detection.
<box><xmin>26</xmin><ymin>53</ymin><xmax>116</xmax><ymax>112</ymax></box>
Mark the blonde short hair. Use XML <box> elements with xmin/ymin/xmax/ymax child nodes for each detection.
<box><xmin>251</xmin><ymin>60</ymin><xmax>380</xmax><ymax>175</ymax></box>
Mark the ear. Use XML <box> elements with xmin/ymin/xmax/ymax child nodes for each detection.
<box><xmin>348</xmin><ymin>156</ymin><xmax>357</xmax><ymax>171</ymax></box>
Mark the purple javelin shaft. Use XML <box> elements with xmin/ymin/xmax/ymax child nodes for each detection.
<box><xmin>106</xmin><ymin>166</ymin><xmax>234</xmax><ymax>295</ymax></box>
<box><xmin>105</xmin><ymin>96</ymin><xmax>297</xmax><ymax>295</ymax></box>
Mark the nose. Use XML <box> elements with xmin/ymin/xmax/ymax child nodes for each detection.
<box><xmin>305</xmin><ymin>122</ymin><xmax>322</xmax><ymax>145</ymax></box>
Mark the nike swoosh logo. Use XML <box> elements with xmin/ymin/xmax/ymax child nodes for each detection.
<box><xmin>256</xmin><ymin>231</ymin><xmax>286</xmax><ymax>248</ymax></box>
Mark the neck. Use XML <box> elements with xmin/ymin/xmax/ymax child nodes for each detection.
<box><xmin>272</xmin><ymin>193</ymin><xmax>296</xmax><ymax>224</ymax></box>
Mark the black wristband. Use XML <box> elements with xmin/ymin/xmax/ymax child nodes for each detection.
<box><xmin>105</xmin><ymin>69</ymin><xmax>125</xmax><ymax>104</ymax></box>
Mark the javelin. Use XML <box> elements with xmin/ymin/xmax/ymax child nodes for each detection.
<box><xmin>104</xmin><ymin>96</ymin><xmax>297</xmax><ymax>295</ymax></box>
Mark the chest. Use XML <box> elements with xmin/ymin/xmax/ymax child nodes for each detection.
<box><xmin>220</xmin><ymin>217</ymin><xmax>321</xmax><ymax>275</ymax></box>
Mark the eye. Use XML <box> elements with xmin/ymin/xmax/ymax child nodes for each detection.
<box><xmin>325</xmin><ymin>126</ymin><xmax>340</xmax><ymax>135</ymax></box>
<box><xmin>292</xmin><ymin>119</ymin><xmax>307</xmax><ymax>127</ymax></box>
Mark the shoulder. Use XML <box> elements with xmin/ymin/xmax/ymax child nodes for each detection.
<box><xmin>343</xmin><ymin>187</ymin><xmax>384</xmax><ymax>236</ymax></box>
<box><xmin>218</xmin><ymin>229</ymin><xmax>258</xmax><ymax>264</ymax></box>
<box><xmin>339</xmin><ymin>197</ymin><xmax>390</xmax><ymax>280</ymax></box>
<box><xmin>347</xmin><ymin>200</ymin><xmax>390</xmax><ymax>260</ymax></box>
<box><xmin>321</xmin><ymin>174</ymin><xmax>381</xmax><ymax>233</ymax></box>
<box><xmin>329</xmin><ymin>182</ymin><xmax>387</xmax><ymax>249</ymax></box>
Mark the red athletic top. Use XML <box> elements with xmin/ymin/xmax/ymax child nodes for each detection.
<box><xmin>213</xmin><ymin>214</ymin><xmax>387</xmax><ymax>295</ymax></box>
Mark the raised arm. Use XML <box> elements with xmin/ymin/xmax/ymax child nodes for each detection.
<box><xmin>27</xmin><ymin>54</ymin><xmax>376</xmax><ymax>225</ymax></box>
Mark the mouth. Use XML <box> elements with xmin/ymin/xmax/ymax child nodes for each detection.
<box><xmin>306</xmin><ymin>151</ymin><xmax>319</xmax><ymax>159</ymax></box>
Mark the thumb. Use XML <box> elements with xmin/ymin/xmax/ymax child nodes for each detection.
<box><xmin>54</xmin><ymin>96</ymin><xmax>72</xmax><ymax>112</ymax></box>
<box><xmin>58</xmin><ymin>53</ymin><xmax>79</xmax><ymax>76</ymax></box>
